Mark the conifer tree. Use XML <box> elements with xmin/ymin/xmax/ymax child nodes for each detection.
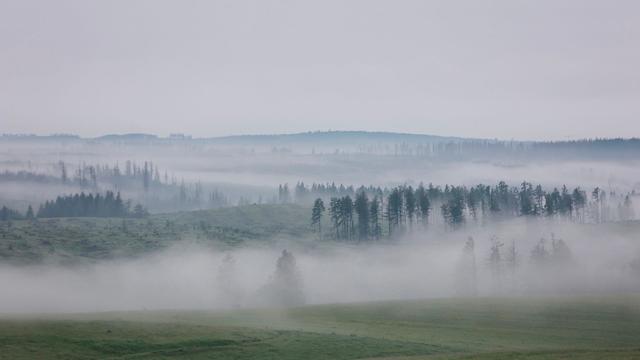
<box><xmin>311</xmin><ymin>198</ymin><xmax>325</xmax><ymax>237</ymax></box>
<box><xmin>416</xmin><ymin>184</ymin><xmax>431</xmax><ymax>226</ymax></box>
<box><xmin>369</xmin><ymin>196</ymin><xmax>382</xmax><ymax>240</ymax></box>
<box><xmin>354</xmin><ymin>191</ymin><xmax>370</xmax><ymax>240</ymax></box>
<box><xmin>26</xmin><ymin>205</ymin><xmax>34</xmax><ymax>220</ymax></box>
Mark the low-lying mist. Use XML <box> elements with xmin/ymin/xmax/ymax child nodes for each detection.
<box><xmin>1</xmin><ymin>219</ymin><xmax>638</xmax><ymax>314</ymax></box>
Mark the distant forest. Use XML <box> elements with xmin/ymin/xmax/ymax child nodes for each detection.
<box><xmin>2</xmin><ymin>132</ymin><xmax>640</xmax><ymax>159</ymax></box>
<box><xmin>37</xmin><ymin>191</ymin><xmax>148</xmax><ymax>218</ymax></box>
<box><xmin>353</xmin><ymin>138</ymin><xmax>640</xmax><ymax>159</ymax></box>
<box><xmin>0</xmin><ymin>160</ymin><xmax>229</xmax><ymax>212</ymax></box>
<box><xmin>1</xmin><ymin>191</ymin><xmax>148</xmax><ymax>220</ymax></box>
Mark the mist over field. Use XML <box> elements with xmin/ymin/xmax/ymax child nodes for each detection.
<box><xmin>2</xmin><ymin>1</ymin><xmax>640</xmax><ymax>357</ymax></box>
<box><xmin>1</xmin><ymin>135</ymin><xmax>639</xmax><ymax>313</ymax></box>
<box><xmin>1</xmin><ymin>215</ymin><xmax>639</xmax><ymax>313</ymax></box>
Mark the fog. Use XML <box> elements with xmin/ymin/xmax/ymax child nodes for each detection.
<box><xmin>1</xmin><ymin>218</ymin><xmax>638</xmax><ymax>313</ymax></box>
<box><xmin>1</xmin><ymin>135</ymin><xmax>639</xmax><ymax>314</ymax></box>
<box><xmin>2</xmin><ymin>136</ymin><xmax>640</xmax><ymax>212</ymax></box>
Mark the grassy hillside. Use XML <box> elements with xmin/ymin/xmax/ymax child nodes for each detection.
<box><xmin>1</xmin><ymin>296</ymin><xmax>639</xmax><ymax>359</ymax></box>
<box><xmin>0</xmin><ymin>204</ymin><xmax>311</xmax><ymax>264</ymax></box>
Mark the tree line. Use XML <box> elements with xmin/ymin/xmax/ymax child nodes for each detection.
<box><xmin>309</xmin><ymin>181</ymin><xmax>636</xmax><ymax>241</ymax></box>
<box><xmin>36</xmin><ymin>191</ymin><xmax>148</xmax><ymax>218</ymax></box>
<box><xmin>0</xmin><ymin>161</ymin><xmax>231</xmax><ymax>213</ymax></box>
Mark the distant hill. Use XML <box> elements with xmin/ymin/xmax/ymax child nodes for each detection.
<box><xmin>203</xmin><ymin>131</ymin><xmax>468</xmax><ymax>145</ymax></box>
<box><xmin>0</xmin><ymin>131</ymin><xmax>474</xmax><ymax>144</ymax></box>
<box><xmin>2</xmin><ymin>131</ymin><xmax>639</xmax><ymax>160</ymax></box>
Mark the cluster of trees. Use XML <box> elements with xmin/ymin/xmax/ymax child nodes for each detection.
<box><xmin>292</xmin><ymin>182</ymin><xmax>362</xmax><ymax>204</ymax></box>
<box><xmin>459</xmin><ymin>234</ymin><xmax>574</xmax><ymax>295</ymax></box>
<box><xmin>36</xmin><ymin>191</ymin><xmax>147</xmax><ymax>218</ymax></box>
<box><xmin>62</xmin><ymin>161</ymin><xmax>231</xmax><ymax>211</ymax></box>
<box><xmin>310</xmin><ymin>181</ymin><xmax>636</xmax><ymax>240</ymax></box>
<box><xmin>0</xmin><ymin>160</ymin><xmax>232</xmax><ymax>213</ymax></box>
<box><xmin>282</xmin><ymin>182</ymin><xmax>383</xmax><ymax>204</ymax></box>
<box><xmin>56</xmin><ymin>160</ymin><xmax>168</xmax><ymax>191</ymax></box>
<box><xmin>312</xmin><ymin>192</ymin><xmax>385</xmax><ymax>241</ymax></box>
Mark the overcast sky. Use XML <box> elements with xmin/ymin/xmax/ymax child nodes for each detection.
<box><xmin>1</xmin><ymin>0</ymin><xmax>639</xmax><ymax>140</ymax></box>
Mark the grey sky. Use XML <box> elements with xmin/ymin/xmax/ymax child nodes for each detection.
<box><xmin>1</xmin><ymin>0</ymin><xmax>639</xmax><ymax>140</ymax></box>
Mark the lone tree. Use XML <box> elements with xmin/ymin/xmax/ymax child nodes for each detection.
<box><xmin>270</xmin><ymin>250</ymin><xmax>305</xmax><ymax>307</ymax></box>
<box><xmin>488</xmin><ymin>237</ymin><xmax>504</xmax><ymax>294</ymax></box>
<box><xmin>311</xmin><ymin>198</ymin><xmax>325</xmax><ymax>238</ymax></box>
<box><xmin>530</xmin><ymin>238</ymin><xmax>550</xmax><ymax>266</ymax></box>
<box><xmin>550</xmin><ymin>234</ymin><xmax>572</xmax><ymax>266</ymax></box>
<box><xmin>216</xmin><ymin>253</ymin><xmax>243</xmax><ymax>308</ymax></box>
<box><xmin>456</xmin><ymin>237</ymin><xmax>477</xmax><ymax>297</ymax></box>
<box><xmin>504</xmin><ymin>240</ymin><xmax>520</xmax><ymax>292</ymax></box>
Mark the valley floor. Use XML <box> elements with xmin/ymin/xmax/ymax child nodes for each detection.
<box><xmin>1</xmin><ymin>295</ymin><xmax>639</xmax><ymax>359</ymax></box>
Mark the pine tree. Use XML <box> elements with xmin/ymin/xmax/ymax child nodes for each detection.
<box><xmin>456</xmin><ymin>237</ymin><xmax>477</xmax><ymax>296</ymax></box>
<box><xmin>329</xmin><ymin>197</ymin><xmax>342</xmax><ymax>239</ymax></box>
<box><xmin>59</xmin><ymin>161</ymin><xmax>67</xmax><ymax>184</ymax></box>
<box><xmin>504</xmin><ymin>240</ymin><xmax>519</xmax><ymax>292</ymax></box>
<box><xmin>416</xmin><ymin>184</ymin><xmax>430</xmax><ymax>226</ymax></box>
<box><xmin>488</xmin><ymin>237</ymin><xmax>504</xmax><ymax>293</ymax></box>
<box><xmin>531</xmin><ymin>238</ymin><xmax>549</xmax><ymax>266</ymax></box>
<box><xmin>341</xmin><ymin>196</ymin><xmax>354</xmax><ymax>240</ymax></box>
<box><xmin>369</xmin><ymin>196</ymin><xmax>382</xmax><ymax>240</ymax></box>
<box><xmin>404</xmin><ymin>186</ymin><xmax>416</xmax><ymax>227</ymax></box>
<box><xmin>26</xmin><ymin>205</ymin><xmax>34</xmax><ymax>220</ymax></box>
<box><xmin>270</xmin><ymin>250</ymin><xmax>305</xmax><ymax>306</ymax></box>
<box><xmin>386</xmin><ymin>188</ymin><xmax>403</xmax><ymax>235</ymax></box>
<box><xmin>354</xmin><ymin>191</ymin><xmax>370</xmax><ymax>240</ymax></box>
<box><xmin>442</xmin><ymin>186</ymin><xmax>465</xmax><ymax>226</ymax></box>
<box><xmin>519</xmin><ymin>182</ymin><xmax>535</xmax><ymax>216</ymax></box>
<box><xmin>311</xmin><ymin>198</ymin><xmax>325</xmax><ymax>237</ymax></box>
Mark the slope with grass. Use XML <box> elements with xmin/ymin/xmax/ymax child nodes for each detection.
<box><xmin>0</xmin><ymin>204</ymin><xmax>311</xmax><ymax>264</ymax></box>
<box><xmin>1</xmin><ymin>296</ymin><xmax>639</xmax><ymax>359</ymax></box>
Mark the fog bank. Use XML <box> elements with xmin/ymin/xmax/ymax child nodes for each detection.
<box><xmin>2</xmin><ymin>220</ymin><xmax>639</xmax><ymax>313</ymax></box>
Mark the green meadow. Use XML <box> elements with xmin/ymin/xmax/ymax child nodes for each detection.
<box><xmin>2</xmin><ymin>296</ymin><xmax>639</xmax><ymax>359</ymax></box>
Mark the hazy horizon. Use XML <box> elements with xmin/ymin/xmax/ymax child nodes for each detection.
<box><xmin>2</xmin><ymin>0</ymin><xmax>640</xmax><ymax>140</ymax></box>
<box><xmin>2</xmin><ymin>129</ymin><xmax>639</xmax><ymax>143</ymax></box>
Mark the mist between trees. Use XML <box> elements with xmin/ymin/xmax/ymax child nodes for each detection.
<box><xmin>1</xmin><ymin>219</ymin><xmax>639</xmax><ymax>313</ymax></box>
<box><xmin>0</xmin><ymin>160</ymin><xmax>229</xmax><ymax>213</ymax></box>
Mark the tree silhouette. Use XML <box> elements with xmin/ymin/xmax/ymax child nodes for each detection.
<box><xmin>311</xmin><ymin>198</ymin><xmax>325</xmax><ymax>238</ymax></box>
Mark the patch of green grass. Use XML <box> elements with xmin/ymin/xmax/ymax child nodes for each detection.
<box><xmin>0</xmin><ymin>319</ymin><xmax>444</xmax><ymax>359</ymax></box>
<box><xmin>2</xmin><ymin>296</ymin><xmax>639</xmax><ymax>359</ymax></box>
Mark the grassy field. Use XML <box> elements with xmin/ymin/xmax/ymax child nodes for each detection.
<box><xmin>0</xmin><ymin>204</ymin><xmax>312</xmax><ymax>264</ymax></box>
<box><xmin>1</xmin><ymin>296</ymin><xmax>639</xmax><ymax>359</ymax></box>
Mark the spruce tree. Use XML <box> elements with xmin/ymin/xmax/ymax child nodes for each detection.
<box><xmin>354</xmin><ymin>191</ymin><xmax>370</xmax><ymax>240</ymax></box>
<box><xmin>369</xmin><ymin>196</ymin><xmax>382</xmax><ymax>240</ymax></box>
<box><xmin>26</xmin><ymin>205</ymin><xmax>34</xmax><ymax>220</ymax></box>
<box><xmin>311</xmin><ymin>198</ymin><xmax>325</xmax><ymax>237</ymax></box>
